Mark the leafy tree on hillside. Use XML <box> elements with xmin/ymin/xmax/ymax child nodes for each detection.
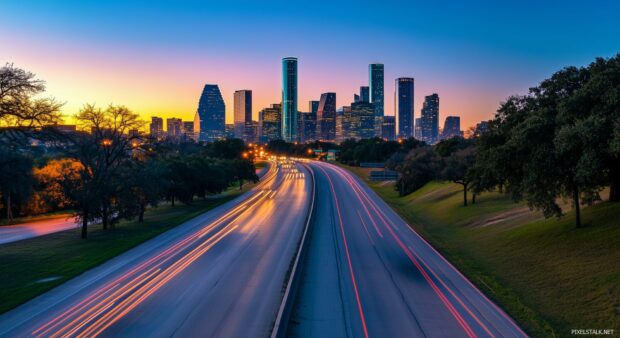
<box><xmin>394</xmin><ymin>147</ymin><xmax>441</xmax><ymax>196</ymax></box>
<box><xmin>441</xmin><ymin>146</ymin><xmax>476</xmax><ymax>206</ymax></box>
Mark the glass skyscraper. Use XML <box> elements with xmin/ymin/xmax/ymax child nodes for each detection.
<box><xmin>420</xmin><ymin>93</ymin><xmax>440</xmax><ymax>144</ymax></box>
<box><xmin>317</xmin><ymin>92</ymin><xmax>337</xmax><ymax>141</ymax></box>
<box><xmin>233</xmin><ymin>90</ymin><xmax>252</xmax><ymax>141</ymax></box>
<box><xmin>360</xmin><ymin>86</ymin><xmax>370</xmax><ymax>102</ymax></box>
<box><xmin>369</xmin><ymin>63</ymin><xmax>384</xmax><ymax>137</ymax></box>
<box><xmin>282</xmin><ymin>57</ymin><xmax>298</xmax><ymax>142</ymax></box>
<box><xmin>395</xmin><ymin>77</ymin><xmax>415</xmax><ymax>138</ymax></box>
<box><xmin>195</xmin><ymin>84</ymin><xmax>225</xmax><ymax>142</ymax></box>
<box><xmin>259</xmin><ymin>104</ymin><xmax>282</xmax><ymax>143</ymax></box>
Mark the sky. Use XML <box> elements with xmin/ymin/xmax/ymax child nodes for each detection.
<box><xmin>1</xmin><ymin>0</ymin><xmax>619</xmax><ymax>130</ymax></box>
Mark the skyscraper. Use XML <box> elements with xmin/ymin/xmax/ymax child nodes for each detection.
<box><xmin>282</xmin><ymin>57</ymin><xmax>298</xmax><ymax>142</ymax></box>
<box><xmin>395</xmin><ymin>77</ymin><xmax>415</xmax><ymax>138</ymax></box>
<box><xmin>301</xmin><ymin>100</ymin><xmax>318</xmax><ymax>142</ymax></box>
<box><xmin>382</xmin><ymin>115</ymin><xmax>396</xmax><ymax>141</ymax></box>
<box><xmin>441</xmin><ymin>116</ymin><xmax>462</xmax><ymax>139</ymax></box>
<box><xmin>149</xmin><ymin>116</ymin><xmax>163</xmax><ymax>139</ymax></box>
<box><xmin>360</xmin><ymin>86</ymin><xmax>370</xmax><ymax>102</ymax></box>
<box><xmin>316</xmin><ymin>92</ymin><xmax>337</xmax><ymax>141</ymax></box>
<box><xmin>166</xmin><ymin>117</ymin><xmax>182</xmax><ymax>139</ymax></box>
<box><xmin>351</xmin><ymin>101</ymin><xmax>375</xmax><ymax>140</ymax></box>
<box><xmin>259</xmin><ymin>104</ymin><xmax>282</xmax><ymax>143</ymax></box>
<box><xmin>233</xmin><ymin>90</ymin><xmax>252</xmax><ymax>141</ymax></box>
<box><xmin>335</xmin><ymin>106</ymin><xmax>350</xmax><ymax>143</ymax></box>
<box><xmin>420</xmin><ymin>93</ymin><xmax>440</xmax><ymax>144</ymax></box>
<box><xmin>195</xmin><ymin>84</ymin><xmax>225</xmax><ymax>142</ymax></box>
<box><xmin>369</xmin><ymin>63</ymin><xmax>384</xmax><ymax>137</ymax></box>
<box><xmin>182</xmin><ymin>121</ymin><xmax>195</xmax><ymax>141</ymax></box>
<box><xmin>414</xmin><ymin>117</ymin><xmax>422</xmax><ymax>139</ymax></box>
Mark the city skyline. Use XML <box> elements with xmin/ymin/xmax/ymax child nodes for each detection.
<box><xmin>3</xmin><ymin>1</ymin><xmax>618</xmax><ymax>131</ymax></box>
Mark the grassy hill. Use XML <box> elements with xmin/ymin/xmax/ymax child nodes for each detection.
<box><xmin>343</xmin><ymin>165</ymin><xmax>620</xmax><ymax>337</ymax></box>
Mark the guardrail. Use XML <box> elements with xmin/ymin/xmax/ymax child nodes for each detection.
<box><xmin>270</xmin><ymin>162</ymin><xmax>317</xmax><ymax>338</ymax></box>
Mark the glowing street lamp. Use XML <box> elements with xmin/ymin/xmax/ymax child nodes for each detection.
<box><xmin>101</xmin><ymin>139</ymin><xmax>112</xmax><ymax>147</ymax></box>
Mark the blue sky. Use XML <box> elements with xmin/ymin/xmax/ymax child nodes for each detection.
<box><xmin>2</xmin><ymin>0</ymin><xmax>619</xmax><ymax>127</ymax></box>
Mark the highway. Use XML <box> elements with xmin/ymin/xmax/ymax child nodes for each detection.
<box><xmin>0</xmin><ymin>160</ymin><xmax>312</xmax><ymax>337</ymax></box>
<box><xmin>0</xmin><ymin>216</ymin><xmax>78</xmax><ymax>245</ymax></box>
<box><xmin>288</xmin><ymin>161</ymin><xmax>527</xmax><ymax>338</ymax></box>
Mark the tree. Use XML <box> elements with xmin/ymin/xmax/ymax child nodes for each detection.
<box><xmin>232</xmin><ymin>159</ymin><xmax>259</xmax><ymax>190</ymax></box>
<box><xmin>60</xmin><ymin>104</ymin><xmax>143</xmax><ymax>238</ymax></box>
<box><xmin>0</xmin><ymin>63</ymin><xmax>62</xmax><ymax>127</ymax></box>
<box><xmin>0</xmin><ymin>149</ymin><xmax>34</xmax><ymax>222</ymax></box>
<box><xmin>394</xmin><ymin>147</ymin><xmax>441</xmax><ymax>196</ymax></box>
<box><xmin>477</xmin><ymin>59</ymin><xmax>618</xmax><ymax>227</ymax></box>
<box><xmin>441</xmin><ymin>146</ymin><xmax>476</xmax><ymax>206</ymax></box>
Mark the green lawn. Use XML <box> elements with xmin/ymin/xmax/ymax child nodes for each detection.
<box><xmin>342</xmin><ymin>164</ymin><xmax>620</xmax><ymax>338</ymax></box>
<box><xmin>0</xmin><ymin>194</ymin><xmax>242</xmax><ymax>314</ymax></box>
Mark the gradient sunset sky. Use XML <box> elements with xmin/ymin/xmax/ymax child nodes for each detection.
<box><xmin>2</xmin><ymin>0</ymin><xmax>619</xmax><ymax>129</ymax></box>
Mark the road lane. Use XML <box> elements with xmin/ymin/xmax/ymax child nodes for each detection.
<box><xmin>0</xmin><ymin>216</ymin><xmax>78</xmax><ymax>245</ymax></box>
<box><xmin>0</xmin><ymin>160</ymin><xmax>312</xmax><ymax>338</ymax></box>
<box><xmin>289</xmin><ymin>161</ymin><xmax>527</xmax><ymax>338</ymax></box>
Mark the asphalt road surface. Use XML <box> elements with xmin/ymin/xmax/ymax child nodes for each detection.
<box><xmin>0</xmin><ymin>216</ymin><xmax>79</xmax><ymax>245</ymax></box>
<box><xmin>288</xmin><ymin>161</ymin><xmax>527</xmax><ymax>338</ymax></box>
<box><xmin>0</xmin><ymin>160</ymin><xmax>312</xmax><ymax>338</ymax></box>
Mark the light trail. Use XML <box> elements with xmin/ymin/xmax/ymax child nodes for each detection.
<box><xmin>325</xmin><ymin>163</ymin><xmax>507</xmax><ymax>337</ymax></box>
<box><xmin>32</xmin><ymin>164</ymin><xmax>280</xmax><ymax>338</ymax></box>
<box><xmin>317</xmin><ymin>165</ymin><xmax>369</xmax><ymax>338</ymax></box>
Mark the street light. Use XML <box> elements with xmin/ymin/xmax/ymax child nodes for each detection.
<box><xmin>101</xmin><ymin>139</ymin><xmax>112</xmax><ymax>147</ymax></box>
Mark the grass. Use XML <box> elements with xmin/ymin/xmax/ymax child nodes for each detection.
<box><xmin>341</xmin><ymin>164</ymin><xmax>620</xmax><ymax>338</ymax></box>
<box><xmin>0</xmin><ymin>193</ymin><xmax>244</xmax><ymax>314</ymax></box>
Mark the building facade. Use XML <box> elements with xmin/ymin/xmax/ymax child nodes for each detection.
<box><xmin>195</xmin><ymin>84</ymin><xmax>225</xmax><ymax>142</ymax></box>
<box><xmin>420</xmin><ymin>93</ymin><xmax>439</xmax><ymax>144</ymax></box>
<box><xmin>382</xmin><ymin>115</ymin><xmax>396</xmax><ymax>141</ymax></box>
<box><xmin>259</xmin><ymin>104</ymin><xmax>282</xmax><ymax>143</ymax></box>
<box><xmin>166</xmin><ymin>118</ymin><xmax>183</xmax><ymax>139</ymax></box>
<box><xmin>395</xmin><ymin>77</ymin><xmax>415</xmax><ymax>138</ymax></box>
<box><xmin>281</xmin><ymin>57</ymin><xmax>298</xmax><ymax>142</ymax></box>
<box><xmin>149</xmin><ymin>116</ymin><xmax>164</xmax><ymax>139</ymax></box>
<box><xmin>316</xmin><ymin>92</ymin><xmax>337</xmax><ymax>141</ymax></box>
<box><xmin>441</xmin><ymin>116</ymin><xmax>462</xmax><ymax>139</ymax></box>
<box><xmin>360</xmin><ymin>86</ymin><xmax>370</xmax><ymax>102</ymax></box>
<box><xmin>369</xmin><ymin>63</ymin><xmax>384</xmax><ymax>137</ymax></box>
<box><xmin>182</xmin><ymin>121</ymin><xmax>195</xmax><ymax>141</ymax></box>
<box><xmin>233</xmin><ymin>90</ymin><xmax>252</xmax><ymax>141</ymax></box>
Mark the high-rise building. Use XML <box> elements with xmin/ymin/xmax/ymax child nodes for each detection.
<box><xmin>166</xmin><ymin>118</ymin><xmax>183</xmax><ymax>139</ymax></box>
<box><xmin>360</xmin><ymin>86</ymin><xmax>370</xmax><ymax>102</ymax></box>
<box><xmin>233</xmin><ymin>90</ymin><xmax>252</xmax><ymax>141</ymax></box>
<box><xmin>316</xmin><ymin>92</ymin><xmax>337</xmax><ymax>141</ymax></box>
<box><xmin>335</xmin><ymin>101</ymin><xmax>374</xmax><ymax>143</ymax></box>
<box><xmin>182</xmin><ymin>121</ymin><xmax>196</xmax><ymax>141</ymax></box>
<box><xmin>475</xmin><ymin>120</ymin><xmax>490</xmax><ymax>136</ymax></box>
<box><xmin>335</xmin><ymin>106</ymin><xmax>350</xmax><ymax>143</ymax></box>
<box><xmin>414</xmin><ymin>117</ymin><xmax>423</xmax><ymax>139</ymax></box>
<box><xmin>441</xmin><ymin>116</ymin><xmax>462</xmax><ymax>139</ymax></box>
<box><xmin>420</xmin><ymin>93</ymin><xmax>440</xmax><ymax>144</ymax></box>
<box><xmin>354</xmin><ymin>94</ymin><xmax>360</xmax><ymax>103</ymax></box>
<box><xmin>149</xmin><ymin>117</ymin><xmax>164</xmax><ymax>139</ymax></box>
<box><xmin>282</xmin><ymin>57</ymin><xmax>298</xmax><ymax>142</ymax></box>
<box><xmin>259</xmin><ymin>104</ymin><xmax>282</xmax><ymax>143</ymax></box>
<box><xmin>301</xmin><ymin>100</ymin><xmax>318</xmax><ymax>142</ymax></box>
<box><xmin>351</xmin><ymin>101</ymin><xmax>375</xmax><ymax>140</ymax></box>
<box><xmin>195</xmin><ymin>84</ymin><xmax>225</xmax><ymax>142</ymax></box>
<box><xmin>369</xmin><ymin>63</ymin><xmax>384</xmax><ymax>137</ymax></box>
<box><xmin>382</xmin><ymin>115</ymin><xmax>396</xmax><ymax>141</ymax></box>
<box><xmin>248</xmin><ymin>120</ymin><xmax>259</xmax><ymax>143</ymax></box>
<box><xmin>224</xmin><ymin>124</ymin><xmax>235</xmax><ymax>139</ymax></box>
<box><xmin>395</xmin><ymin>77</ymin><xmax>415</xmax><ymax>138</ymax></box>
